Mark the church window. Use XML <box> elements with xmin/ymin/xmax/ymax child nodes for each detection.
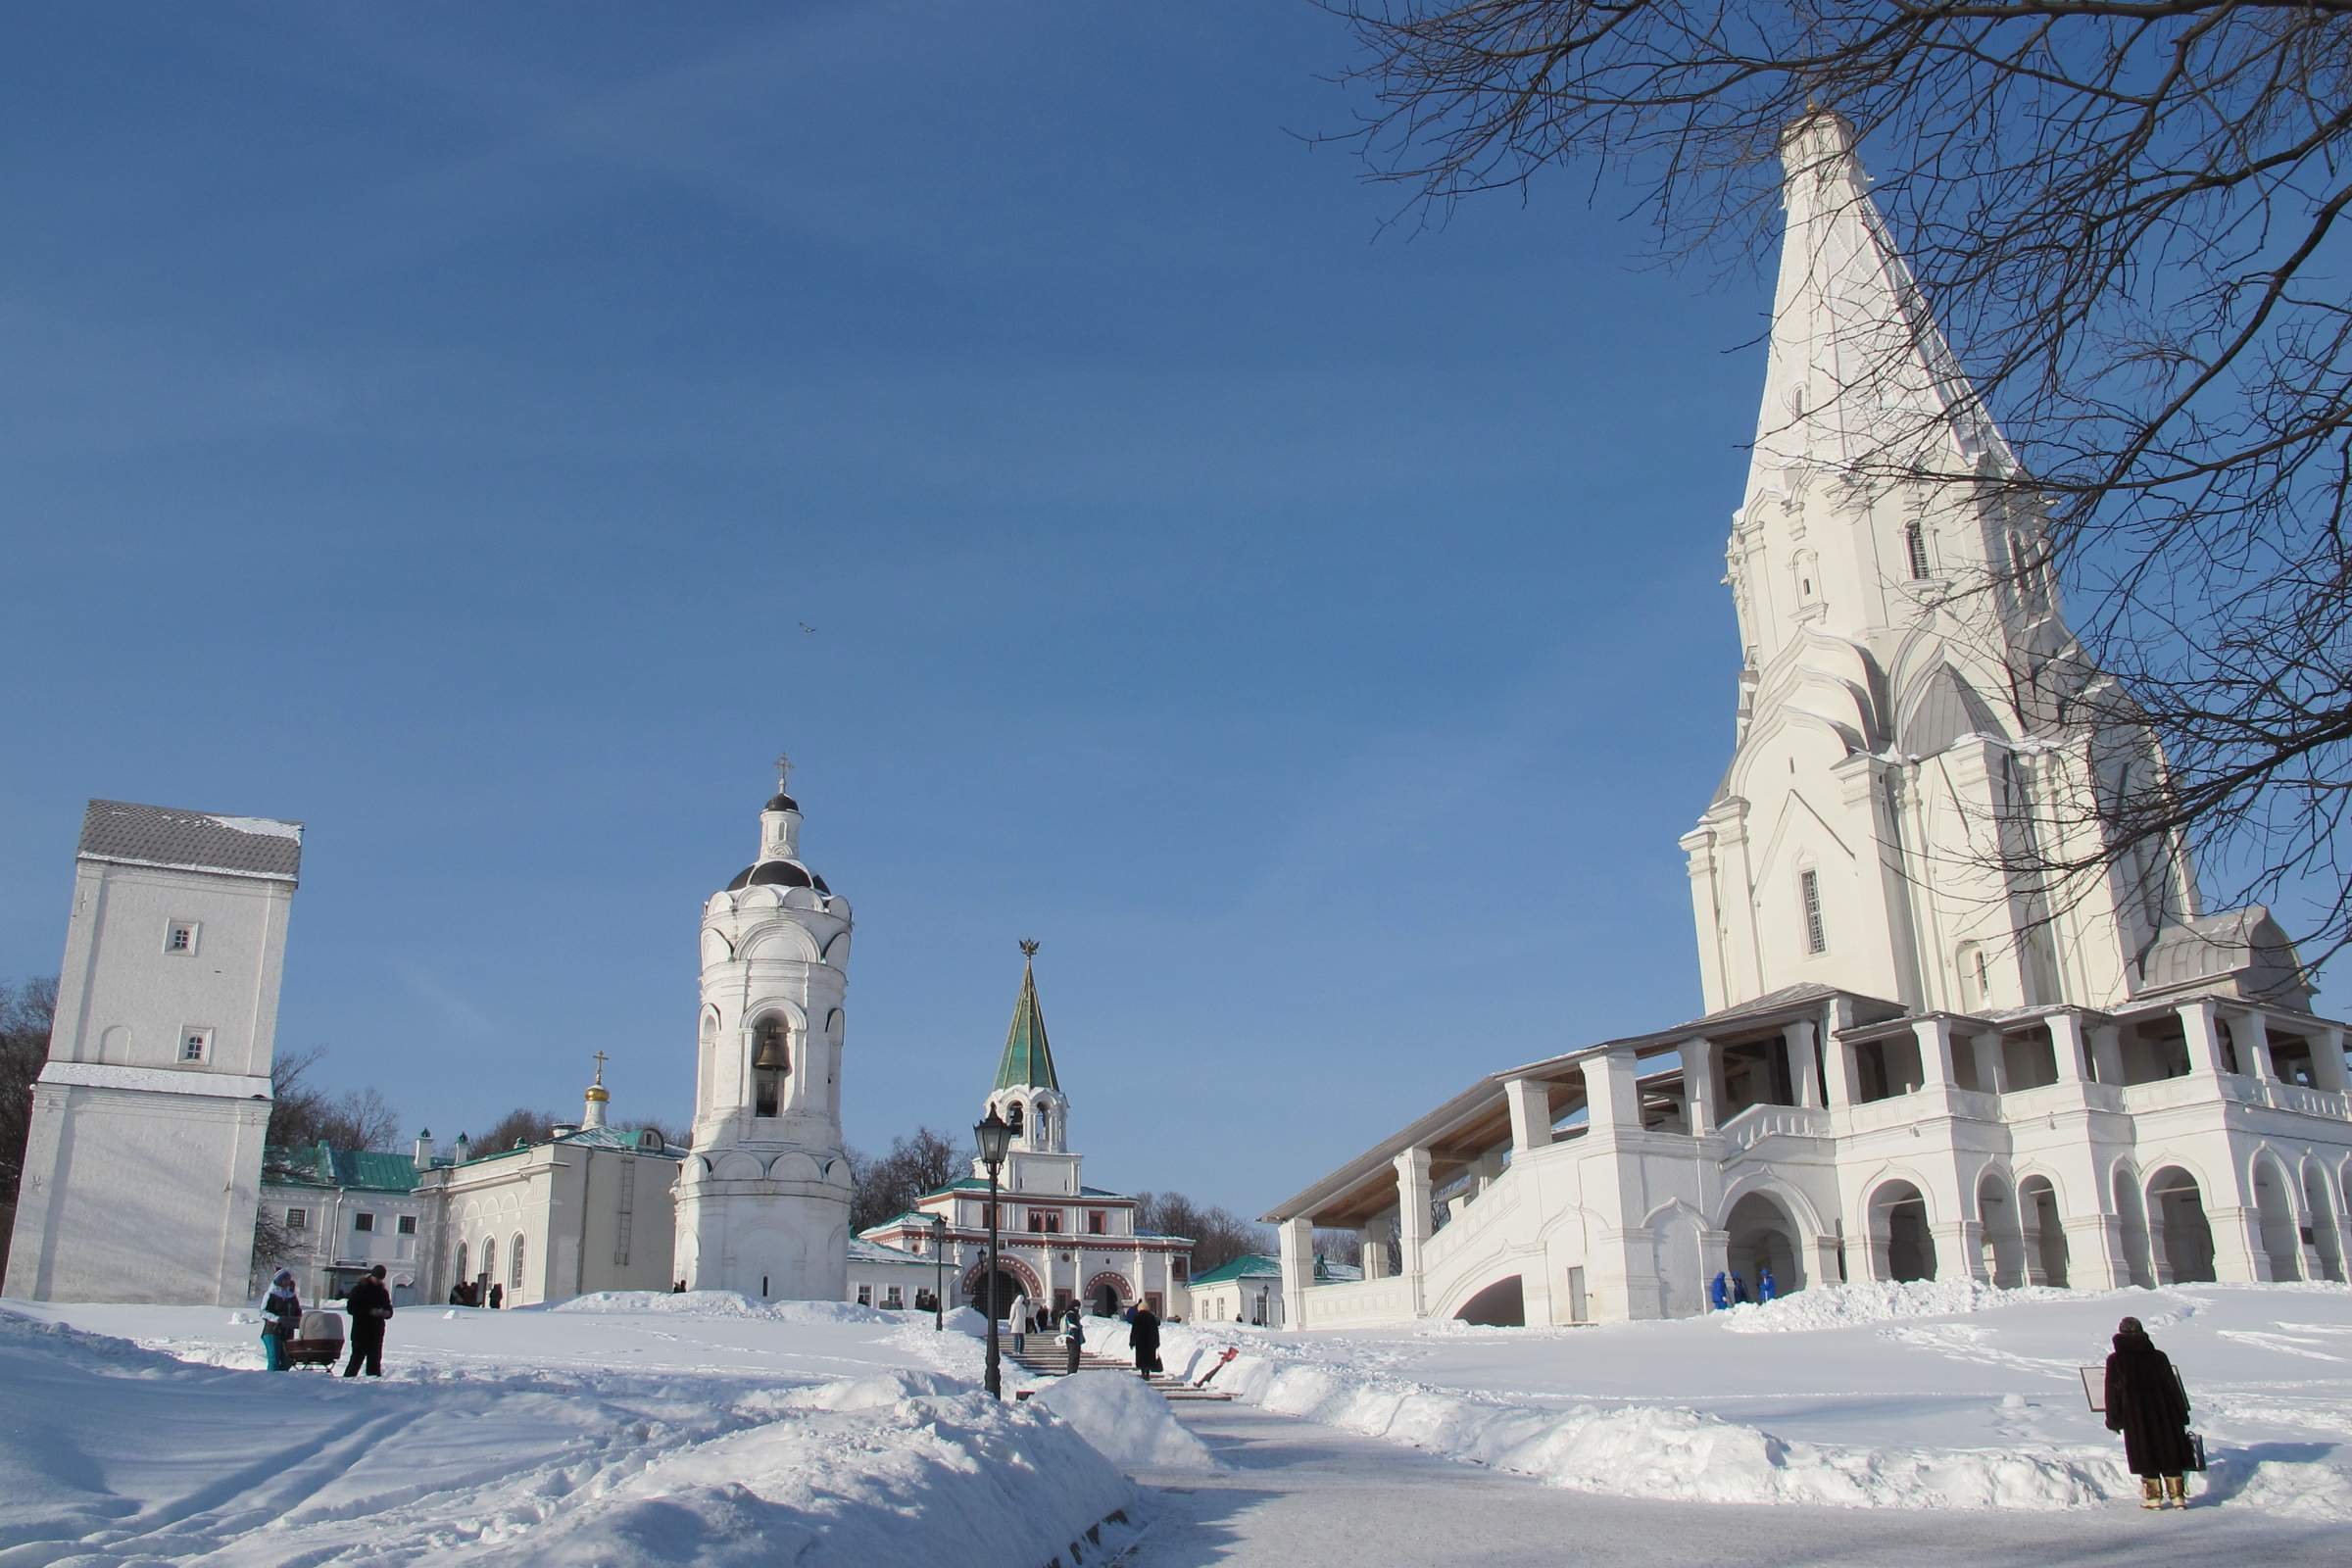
<box><xmin>482</xmin><ymin>1238</ymin><xmax>496</xmax><ymax>1282</ymax></box>
<box><xmin>1005</xmin><ymin>1101</ymin><xmax>1024</xmax><ymax>1135</ymax></box>
<box><xmin>454</xmin><ymin>1241</ymin><xmax>466</xmax><ymax>1282</ymax></box>
<box><xmin>354</xmin><ymin>1212</ymin><xmax>374</xmax><ymax>1233</ymax></box>
<box><xmin>179</xmin><ymin>1028</ymin><xmax>211</xmax><ymax>1063</ymax></box>
<box><xmin>1172</xmin><ymin>1256</ymin><xmax>1188</xmax><ymax>1282</ymax></box>
<box><xmin>857</xmin><ymin>1284</ymin><xmax>872</xmax><ymax>1306</ymax></box>
<box><xmin>166</xmin><ymin>921</ymin><xmax>198</xmax><ymax>956</ymax></box>
<box><xmin>286</xmin><ymin>1207</ymin><xmax>308</xmax><ymax>1231</ymax></box>
<box><xmin>397</xmin><ymin>1215</ymin><xmax>417</xmax><ymax>1236</ymax></box>
<box><xmin>885</xmin><ymin>1286</ymin><xmax>904</xmax><ymax>1308</ymax></box>
<box><xmin>1800</xmin><ymin>870</ymin><xmax>1826</xmax><ymax>954</ymax></box>
<box><xmin>1905</xmin><ymin>521</ymin><xmax>1932</xmax><ymax>580</ymax></box>
<box><xmin>511</xmin><ymin>1234</ymin><xmax>525</xmax><ymax>1291</ymax></box>
<box><xmin>1088</xmin><ymin>1211</ymin><xmax>1105</xmax><ymax>1236</ymax></box>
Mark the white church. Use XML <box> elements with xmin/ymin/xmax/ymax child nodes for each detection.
<box><xmin>1265</xmin><ymin>112</ymin><xmax>2352</xmax><ymax>1330</ymax></box>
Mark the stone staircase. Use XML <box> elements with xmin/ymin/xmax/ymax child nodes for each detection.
<box><xmin>1005</xmin><ymin>1339</ymin><xmax>1235</xmax><ymax>1402</ymax></box>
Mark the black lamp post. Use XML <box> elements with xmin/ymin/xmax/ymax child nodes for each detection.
<box><xmin>974</xmin><ymin>1107</ymin><xmax>1013</xmax><ymax>1398</ymax></box>
<box><xmin>929</xmin><ymin>1213</ymin><xmax>948</xmax><ymax>1332</ymax></box>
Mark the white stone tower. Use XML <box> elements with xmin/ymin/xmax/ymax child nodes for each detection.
<box><xmin>5</xmin><ymin>801</ymin><xmax>302</xmax><ymax>1305</ymax></box>
<box><xmin>1680</xmin><ymin>112</ymin><xmax>2200</xmax><ymax>1020</ymax></box>
<box><xmin>673</xmin><ymin>760</ymin><xmax>853</xmax><ymax>1299</ymax></box>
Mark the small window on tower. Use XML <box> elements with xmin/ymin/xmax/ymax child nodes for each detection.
<box><xmin>1088</xmin><ymin>1211</ymin><xmax>1105</xmax><ymax>1236</ymax></box>
<box><xmin>355</xmin><ymin>1212</ymin><xmax>375</xmax><ymax>1233</ymax></box>
<box><xmin>1905</xmin><ymin>521</ymin><xmax>1932</xmax><ymax>580</ymax></box>
<box><xmin>166</xmin><ymin>921</ymin><xmax>199</xmax><ymax>956</ymax></box>
<box><xmin>1800</xmin><ymin>870</ymin><xmax>1827</xmax><ymax>955</ymax></box>
<box><xmin>179</xmin><ymin>1028</ymin><xmax>212</xmax><ymax>1064</ymax></box>
<box><xmin>286</xmin><ymin>1207</ymin><xmax>308</xmax><ymax>1231</ymax></box>
<box><xmin>397</xmin><ymin>1214</ymin><xmax>417</xmax><ymax>1236</ymax></box>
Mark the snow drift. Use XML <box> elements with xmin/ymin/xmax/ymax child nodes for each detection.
<box><xmin>1030</xmin><ymin>1371</ymin><xmax>1221</xmax><ymax>1473</ymax></box>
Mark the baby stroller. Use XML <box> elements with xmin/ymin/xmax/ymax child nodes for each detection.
<box><xmin>284</xmin><ymin>1308</ymin><xmax>345</xmax><ymax>1369</ymax></box>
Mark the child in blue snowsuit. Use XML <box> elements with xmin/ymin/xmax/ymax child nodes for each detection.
<box><xmin>1758</xmin><ymin>1267</ymin><xmax>1778</xmax><ymax>1303</ymax></box>
<box><xmin>1709</xmin><ymin>1272</ymin><xmax>1730</xmax><ymax>1310</ymax></box>
<box><xmin>260</xmin><ymin>1270</ymin><xmax>301</xmax><ymax>1371</ymax></box>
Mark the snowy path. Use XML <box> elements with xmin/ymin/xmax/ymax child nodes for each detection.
<box><xmin>1123</xmin><ymin>1402</ymin><xmax>2350</xmax><ymax>1567</ymax></box>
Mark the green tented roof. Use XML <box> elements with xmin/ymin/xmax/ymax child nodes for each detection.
<box><xmin>993</xmin><ymin>957</ymin><xmax>1060</xmax><ymax>1093</ymax></box>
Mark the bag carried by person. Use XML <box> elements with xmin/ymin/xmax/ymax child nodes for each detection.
<box><xmin>2185</xmin><ymin>1431</ymin><xmax>2208</xmax><ymax>1473</ymax></box>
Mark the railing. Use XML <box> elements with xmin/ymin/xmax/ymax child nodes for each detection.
<box><xmin>2121</xmin><ymin>1075</ymin><xmax>2221</xmax><ymax>1114</ymax></box>
<box><xmin>1296</xmin><ymin>1274</ymin><xmax>1417</xmax><ymax>1329</ymax></box>
<box><xmin>1422</xmin><ymin>1160</ymin><xmax>1525</xmax><ymax>1270</ymax></box>
<box><xmin>1714</xmin><ymin>1102</ymin><xmax>1833</xmax><ymax>1152</ymax></box>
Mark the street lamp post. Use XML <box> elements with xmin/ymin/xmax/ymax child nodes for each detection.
<box><xmin>929</xmin><ymin>1213</ymin><xmax>948</xmax><ymax>1332</ymax></box>
<box><xmin>974</xmin><ymin>1108</ymin><xmax>1013</xmax><ymax>1399</ymax></box>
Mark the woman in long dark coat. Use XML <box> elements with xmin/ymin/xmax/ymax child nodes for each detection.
<box><xmin>1129</xmin><ymin>1303</ymin><xmax>1161</xmax><ymax>1380</ymax></box>
<box><xmin>2104</xmin><ymin>1316</ymin><xmax>2194</xmax><ymax>1508</ymax></box>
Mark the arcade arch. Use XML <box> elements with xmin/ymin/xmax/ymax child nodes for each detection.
<box><xmin>1868</xmin><ymin>1179</ymin><xmax>1936</xmax><ymax>1282</ymax></box>
<box><xmin>1723</xmin><ymin>1190</ymin><xmax>1807</xmax><ymax>1295</ymax></box>
<box><xmin>2147</xmin><ymin>1166</ymin><xmax>2217</xmax><ymax>1284</ymax></box>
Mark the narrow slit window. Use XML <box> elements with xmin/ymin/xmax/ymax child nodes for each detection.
<box><xmin>1905</xmin><ymin>521</ymin><xmax>1931</xmax><ymax>580</ymax></box>
<box><xmin>1800</xmin><ymin>870</ymin><xmax>1826</xmax><ymax>954</ymax></box>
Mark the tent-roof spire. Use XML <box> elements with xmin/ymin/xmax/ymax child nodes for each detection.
<box><xmin>993</xmin><ymin>940</ymin><xmax>1060</xmax><ymax>1093</ymax></box>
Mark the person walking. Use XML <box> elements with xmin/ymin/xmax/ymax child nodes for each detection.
<box><xmin>1758</xmin><ymin>1267</ymin><xmax>1778</xmax><ymax>1304</ymax></box>
<box><xmin>1060</xmin><ymin>1303</ymin><xmax>1085</xmax><ymax>1375</ymax></box>
<box><xmin>260</xmin><ymin>1270</ymin><xmax>302</xmax><ymax>1371</ymax></box>
<box><xmin>1708</xmin><ymin>1271</ymin><xmax>1729</xmax><ymax>1311</ymax></box>
<box><xmin>1731</xmin><ymin>1271</ymin><xmax>1751</xmax><ymax>1305</ymax></box>
<box><xmin>488</xmin><ymin>1283</ymin><xmax>504</xmax><ymax>1310</ymax></box>
<box><xmin>2104</xmin><ymin>1315</ymin><xmax>2195</xmax><ymax>1508</ymax></box>
<box><xmin>1006</xmin><ymin>1291</ymin><xmax>1031</xmax><ymax>1356</ymax></box>
<box><xmin>1129</xmin><ymin>1300</ymin><xmax>1161</xmax><ymax>1380</ymax></box>
<box><xmin>342</xmin><ymin>1264</ymin><xmax>394</xmax><ymax>1378</ymax></box>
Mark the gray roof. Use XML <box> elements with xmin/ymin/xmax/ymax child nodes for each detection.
<box><xmin>79</xmin><ymin>800</ymin><xmax>304</xmax><ymax>881</ymax></box>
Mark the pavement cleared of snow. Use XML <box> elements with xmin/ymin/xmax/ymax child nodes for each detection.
<box><xmin>1150</xmin><ymin>1281</ymin><xmax>2352</xmax><ymax>1515</ymax></box>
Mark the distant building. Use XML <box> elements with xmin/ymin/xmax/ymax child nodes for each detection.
<box><xmin>6</xmin><ymin>801</ymin><xmax>301</xmax><ymax>1306</ymax></box>
<box><xmin>861</xmin><ymin>948</ymin><xmax>1193</xmax><ymax>1318</ymax></box>
<box><xmin>261</xmin><ymin>1139</ymin><xmax>432</xmax><ymax>1305</ymax></box>
<box><xmin>846</xmin><ymin>1237</ymin><xmax>939</xmax><ymax>1313</ymax></box>
<box><xmin>413</xmin><ymin>1061</ymin><xmax>684</xmax><ymax>1307</ymax></box>
<box><xmin>1187</xmin><ymin>1253</ymin><xmax>1359</xmax><ymax>1329</ymax></box>
<box><xmin>1266</xmin><ymin>115</ymin><xmax>2352</xmax><ymax>1332</ymax></box>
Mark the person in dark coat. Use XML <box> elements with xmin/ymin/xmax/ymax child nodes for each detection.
<box><xmin>1129</xmin><ymin>1302</ymin><xmax>1161</xmax><ymax>1379</ymax></box>
<box><xmin>488</xmin><ymin>1283</ymin><xmax>504</xmax><ymax>1309</ymax></box>
<box><xmin>2105</xmin><ymin>1316</ymin><xmax>2193</xmax><ymax>1507</ymax></box>
<box><xmin>343</xmin><ymin>1264</ymin><xmax>394</xmax><ymax>1378</ymax></box>
<box><xmin>260</xmin><ymin>1269</ymin><xmax>302</xmax><ymax>1371</ymax></box>
<box><xmin>1060</xmin><ymin>1303</ymin><xmax>1085</xmax><ymax>1374</ymax></box>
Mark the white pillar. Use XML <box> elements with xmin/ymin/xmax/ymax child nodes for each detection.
<box><xmin>2046</xmin><ymin>1012</ymin><xmax>2087</xmax><ymax>1085</ymax></box>
<box><xmin>2090</xmin><ymin>1022</ymin><xmax>2127</xmax><ymax>1087</ymax></box>
<box><xmin>2313</xmin><ymin>1026</ymin><xmax>2349</xmax><ymax>1094</ymax></box>
<box><xmin>2180</xmin><ymin>999</ymin><xmax>2230</xmax><ymax>1076</ymax></box>
<box><xmin>1782</xmin><ymin>1021</ymin><xmax>1823</xmax><ymax>1108</ymax></box>
<box><xmin>2232</xmin><ymin>1009</ymin><xmax>2278</xmax><ymax>1081</ymax></box>
<box><xmin>1581</xmin><ymin>1050</ymin><xmax>1642</xmax><ymax>1134</ymax></box>
<box><xmin>1504</xmin><ymin>1077</ymin><xmax>1553</xmax><ymax>1152</ymax></box>
<box><xmin>1395</xmin><ymin>1148</ymin><xmax>1433</xmax><ymax>1301</ymax></box>
<box><xmin>1970</xmin><ymin>1032</ymin><xmax>2007</xmax><ymax>1095</ymax></box>
<box><xmin>1913</xmin><ymin>1018</ymin><xmax>1956</xmax><ymax>1089</ymax></box>
<box><xmin>1684</xmin><ymin>1039</ymin><xmax>1720</xmax><ymax>1132</ymax></box>
<box><xmin>1361</xmin><ymin>1213</ymin><xmax>1394</xmax><ymax>1280</ymax></box>
<box><xmin>1277</xmin><ymin>1216</ymin><xmax>1314</xmax><ymax>1327</ymax></box>
<box><xmin>1822</xmin><ymin>1027</ymin><xmax>1858</xmax><ymax>1109</ymax></box>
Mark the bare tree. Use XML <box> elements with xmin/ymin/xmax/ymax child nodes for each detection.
<box><xmin>265</xmin><ymin>1048</ymin><xmax>403</xmax><ymax>1167</ymax></box>
<box><xmin>1326</xmin><ymin>2</ymin><xmax>2352</xmax><ymax>967</ymax></box>
<box><xmin>850</xmin><ymin>1127</ymin><xmax>973</xmax><ymax>1233</ymax></box>
<box><xmin>1133</xmin><ymin>1190</ymin><xmax>1274</xmax><ymax>1275</ymax></box>
<box><xmin>462</xmin><ymin>1107</ymin><xmax>559</xmax><ymax>1156</ymax></box>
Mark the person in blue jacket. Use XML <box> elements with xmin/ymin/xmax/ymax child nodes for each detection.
<box><xmin>1758</xmin><ymin>1267</ymin><xmax>1778</xmax><ymax>1304</ymax></box>
<box><xmin>1708</xmin><ymin>1271</ymin><xmax>1730</xmax><ymax>1311</ymax></box>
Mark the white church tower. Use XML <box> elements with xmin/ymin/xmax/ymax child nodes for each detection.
<box><xmin>6</xmin><ymin>801</ymin><xmax>302</xmax><ymax>1305</ymax></box>
<box><xmin>1681</xmin><ymin>111</ymin><xmax>2202</xmax><ymax>1021</ymax></box>
<box><xmin>673</xmin><ymin>760</ymin><xmax>854</xmax><ymax>1299</ymax></box>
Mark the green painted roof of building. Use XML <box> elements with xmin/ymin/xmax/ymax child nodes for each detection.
<box><xmin>992</xmin><ymin>956</ymin><xmax>1059</xmax><ymax>1093</ymax></box>
<box><xmin>1188</xmin><ymin>1252</ymin><xmax>1280</xmax><ymax>1287</ymax></box>
<box><xmin>266</xmin><ymin>1142</ymin><xmax>423</xmax><ymax>1194</ymax></box>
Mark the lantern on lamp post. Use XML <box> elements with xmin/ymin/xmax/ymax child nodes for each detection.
<box><xmin>974</xmin><ymin>1107</ymin><xmax>1013</xmax><ymax>1398</ymax></box>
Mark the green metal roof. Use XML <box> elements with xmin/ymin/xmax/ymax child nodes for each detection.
<box><xmin>917</xmin><ymin>1177</ymin><xmax>1131</xmax><ymax>1200</ymax></box>
<box><xmin>1187</xmin><ymin>1252</ymin><xmax>1281</xmax><ymax>1287</ymax></box>
<box><xmin>264</xmin><ymin>1142</ymin><xmax>423</xmax><ymax>1194</ymax></box>
<box><xmin>992</xmin><ymin>956</ymin><xmax>1060</xmax><ymax>1093</ymax></box>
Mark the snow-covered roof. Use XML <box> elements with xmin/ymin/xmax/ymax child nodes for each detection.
<box><xmin>78</xmin><ymin>799</ymin><xmax>303</xmax><ymax>881</ymax></box>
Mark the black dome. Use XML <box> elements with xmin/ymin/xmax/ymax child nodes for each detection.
<box><xmin>763</xmin><ymin>793</ymin><xmax>800</xmax><ymax>812</ymax></box>
<box><xmin>724</xmin><ymin>858</ymin><xmax>832</xmax><ymax>895</ymax></box>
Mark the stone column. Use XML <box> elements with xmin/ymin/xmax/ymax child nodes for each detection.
<box><xmin>1938</xmin><ymin>1219</ymin><xmax>1986</xmax><ymax>1282</ymax></box>
<box><xmin>2179</xmin><ymin>999</ymin><xmax>2229</xmax><ymax>1076</ymax></box>
<box><xmin>1470</xmin><ymin>1148</ymin><xmax>1507</xmax><ymax>1197</ymax></box>
<box><xmin>2312</xmin><ymin>1025</ymin><xmax>2350</xmax><ymax>1093</ymax></box>
<box><xmin>2065</xmin><ymin>1214</ymin><xmax>2129</xmax><ymax>1290</ymax></box>
<box><xmin>2232</xmin><ymin>1009</ymin><xmax>2278</xmax><ymax>1081</ymax></box>
<box><xmin>1504</xmin><ymin>1077</ymin><xmax>1553</xmax><ymax>1152</ymax></box>
<box><xmin>1277</xmin><ymin>1216</ymin><xmax>1315</xmax><ymax>1327</ymax></box>
<box><xmin>1782</xmin><ymin>1020</ymin><xmax>1823</xmax><ymax>1108</ymax></box>
<box><xmin>2209</xmin><ymin>1205</ymin><xmax>2266</xmax><ymax>1282</ymax></box>
<box><xmin>1581</xmin><ymin>1050</ymin><xmax>1642</xmax><ymax>1135</ymax></box>
<box><xmin>1970</xmin><ymin>1032</ymin><xmax>2007</xmax><ymax>1096</ymax></box>
<box><xmin>2089</xmin><ymin>1022</ymin><xmax>2127</xmax><ymax>1087</ymax></box>
<box><xmin>1913</xmin><ymin>1017</ymin><xmax>1957</xmax><ymax>1090</ymax></box>
<box><xmin>2046</xmin><ymin>1012</ymin><xmax>2088</xmax><ymax>1085</ymax></box>
<box><xmin>1683</xmin><ymin>1040</ymin><xmax>1720</xmax><ymax>1133</ymax></box>
<box><xmin>1361</xmin><ymin>1214</ymin><xmax>1395</xmax><ymax>1281</ymax></box>
<box><xmin>1395</xmin><ymin>1148</ymin><xmax>1433</xmax><ymax>1310</ymax></box>
<box><xmin>1822</xmin><ymin>1026</ymin><xmax>1859</xmax><ymax>1110</ymax></box>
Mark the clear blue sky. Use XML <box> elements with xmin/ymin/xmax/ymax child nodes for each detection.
<box><xmin>2</xmin><ymin>4</ymin><xmax>1775</xmax><ymax>1218</ymax></box>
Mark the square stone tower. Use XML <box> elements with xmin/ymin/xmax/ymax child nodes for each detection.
<box><xmin>5</xmin><ymin>800</ymin><xmax>302</xmax><ymax>1304</ymax></box>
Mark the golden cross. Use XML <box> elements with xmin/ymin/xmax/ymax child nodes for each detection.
<box><xmin>591</xmin><ymin>1050</ymin><xmax>608</xmax><ymax>1084</ymax></box>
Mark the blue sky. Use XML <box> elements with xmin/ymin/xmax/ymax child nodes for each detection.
<box><xmin>2</xmin><ymin>4</ymin><xmax>1776</xmax><ymax>1218</ymax></box>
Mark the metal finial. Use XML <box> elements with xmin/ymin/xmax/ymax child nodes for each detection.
<box><xmin>774</xmin><ymin>753</ymin><xmax>793</xmax><ymax>792</ymax></box>
<box><xmin>591</xmin><ymin>1050</ymin><xmax>609</xmax><ymax>1085</ymax></box>
<box><xmin>1019</xmin><ymin>938</ymin><xmax>1040</xmax><ymax>959</ymax></box>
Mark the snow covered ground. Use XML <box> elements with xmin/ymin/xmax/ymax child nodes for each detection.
<box><xmin>1139</xmin><ymin>1280</ymin><xmax>2352</xmax><ymax>1518</ymax></box>
<box><xmin>0</xmin><ymin>1295</ymin><xmax>1134</xmax><ymax>1566</ymax></box>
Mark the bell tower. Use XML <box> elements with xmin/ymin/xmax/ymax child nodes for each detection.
<box><xmin>673</xmin><ymin>758</ymin><xmax>854</xmax><ymax>1300</ymax></box>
